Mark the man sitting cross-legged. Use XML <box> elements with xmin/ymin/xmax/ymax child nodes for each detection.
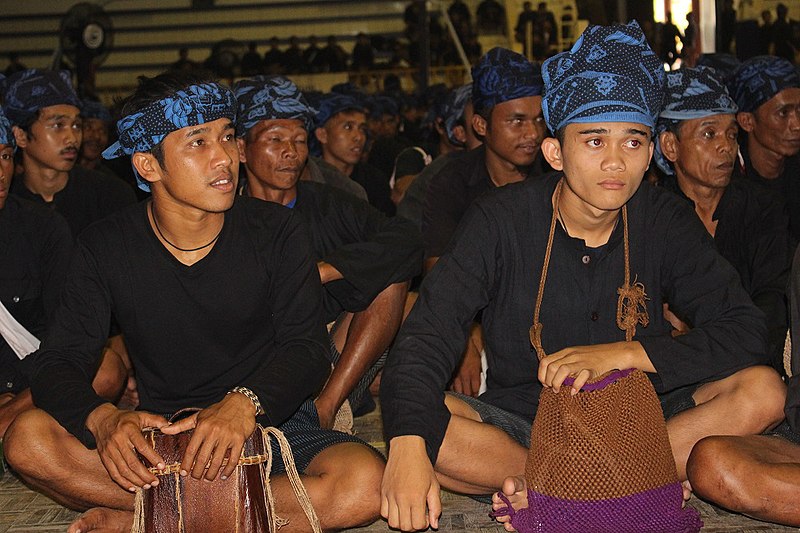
<box><xmin>3</xmin><ymin>71</ymin><xmax>384</xmax><ymax>533</ymax></box>
<box><xmin>234</xmin><ymin>76</ymin><xmax>423</xmax><ymax>429</ymax></box>
<box><xmin>378</xmin><ymin>24</ymin><xmax>786</xmax><ymax>533</ymax></box>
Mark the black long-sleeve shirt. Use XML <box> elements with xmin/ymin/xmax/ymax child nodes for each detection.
<box><xmin>29</xmin><ymin>197</ymin><xmax>330</xmax><ymax>448</ymax></box>
<box><xmin>422</xmin><ymin>145</ymin><xmax>548</xmax><ymax>259</ymax></box>
<box><xmin>293</xmin><ymin>181</ymin><xmax>422</xmax><ymax>323</ymax></box>
<box><xmin>665</xmin><ymin>178</ymin><xmax>792</xmax><ymax>371</ymax></box>
<box><xmin>0</xmin><ymin>195</ymin><xmax>72</xmax><ymax>393</ymax></box>
<box><xmin>11</xmin><ymin>166</ymin><xmax>137</xmax><ymax>238</ymax></box>
<box><xmin>382</xmin><ymin>173</ymin><xmax>768</xmax><ymax>463</ymax></box>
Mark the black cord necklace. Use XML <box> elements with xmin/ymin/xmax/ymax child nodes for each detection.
<box><xmin>149</xmin><ymin>202</ymin><xmax>223</xmax><ymax>253</ymax></box>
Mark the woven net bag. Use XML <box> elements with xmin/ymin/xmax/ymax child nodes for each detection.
<box><xmin>497</xmin><ymin>180</ymin><xmax>702</xmax><ymax>532</ymax></box>
<box><xmin>131</xmin><ymin>410</ymin><xmax>321</xmax><ymax>533</ymax></box>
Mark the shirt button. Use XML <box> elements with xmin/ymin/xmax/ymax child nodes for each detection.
<box><xmin>582</xmin><ymin>255</ymin><xmax>591</xmax><ymax>264</ymax></box>
<box><xmin>12</xmin><ymin>296</ymin><xmax>20</xmax><ymax>303</ymax></box>
<box><xmin>591</xmin><ymin>312</ymin><xmax>599</xmax><ymax>321</ymax></box>
<box><xmin>5</xmin><ymin>382</ymin><xmax>12</xmax><ymax>389</ymax></box>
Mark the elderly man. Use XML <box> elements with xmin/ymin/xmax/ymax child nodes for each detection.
<box><xmin>4</xmin><ymin>71</ymin><xmax>384</xmax><ymax>533</ymax></box>
<box><xmin>656</xmin><ymin>66</ymin><xmax>793</xmax><ymax>373</ymax></box>
<box><xmin>730</xmin><ymin>56</ymin><xmax>800</xmax><ymax>243</ymax></box>
<box><xmin>1</xmin><ymin>70</ymin><xmax>135</xmax><ymax>237</ymax></box>
<box><xmin>379</xmin><ymin>23</ymin><xmax>785</xmax><ymax>532</ymax></box>
<box><xmin>234</xmin><ymin>76</ymin><xmax>422</xmax><ymax>428</ymax></box>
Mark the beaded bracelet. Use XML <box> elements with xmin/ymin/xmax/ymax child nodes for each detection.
<box><xmin>227</xmin><ymin>386</ymin><xmax>265</xmax><ymax>416</ymax></box>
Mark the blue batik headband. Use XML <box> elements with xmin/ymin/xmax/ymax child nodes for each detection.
<box><xmin>730</xmin><ymin>56</ymin><xmax>800</xmax><ymax>113</ymax></box>
<box><xmin>0</xmin><ymin>107</ymin><xmax>15</xmax><ymax>150</ymax></box>
<box><xmin>314</xmin><ymin>93</ymin><xmax>366</xmax><ymax>129</ymax></box>
<box><xmin>1</xmin><ymin>69</ymin><xmax>81</xmax><ymax>126</ymax></box>
<box><xmin>654</xmin><ymin>67</ymin><xmax>738</xmax><ymax>175</ymax></box>
<box><xmin>444</xmin><ymin>84</ymin><xmax>472</xmax><ymax>147</ymax></box>
<box><xmin>472</xmin><ymin>47</ymin><xmax>542</xmax><ymax>115</ymax></box>
<box><xmin>102</xmin><ymin>82</ymin><xmax>236</xmax><ymax>192</ymax></box>
<box><xmin>542</xmin><ymin>21</ymin><xmax>664</xmax><ymax>134</ymax></box>
<box><xmin>233</xmin><ymin>76</ymin><xmax>316</xmax><ymax>137</ymax></box>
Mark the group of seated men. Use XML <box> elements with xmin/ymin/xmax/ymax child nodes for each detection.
<box><xmin>0</xmin><ymin>18</ymin><xmax>800</xmax><ymax>533</ymax></box>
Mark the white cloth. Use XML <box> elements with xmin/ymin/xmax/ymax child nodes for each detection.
<box><xmin>0</xmin><ymin>299</ymin><xmax>40</xmax><ymax>360</ymax></box>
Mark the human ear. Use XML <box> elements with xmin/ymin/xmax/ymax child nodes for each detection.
<box><xmin>132</xmin><ymin>152</ymin><xmax>162</xmax><ymax>187</ymax></box>
<box><xmin>659</xmin><ymin>131</ymin><xmax>679</xmax><ymax>163</ymax></box>
<box><xmin>736</xmin><ymin>112</ymin><xmax>755</xmax><ymax>133</ymax></box>
<box><xmin>12</xmin><ymin>126</ymin><xmax>28</xmax><ymax>149</ymax></box>
<box><xmin>315</xmin><ymin>127</ymin><xmax>327</xmax><ymax>145</ymax></box>
<box><xmin>452</xmin><ymin>124</ymin><xmax>467</xmax><ymax>144</ymax></box>
<box><xmin>540</xmin><ymin>137</ymin><xmax>563</xmax><ymax>170</ymax></box>
<box><xmin>472</xmin><ymin>114</ymin><xmax>487</xmax><ymax>137</ymax></box>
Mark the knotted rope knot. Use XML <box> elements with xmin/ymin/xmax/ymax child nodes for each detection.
<box><xmin>616</xmin><ymin>277</ymin><xmax>649</xmax><ymax>341</ymax></box>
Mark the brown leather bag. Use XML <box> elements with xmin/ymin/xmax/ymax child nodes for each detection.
<box><xmin>131</xmin><ymin>410</ymin><xmax>320</xmax><ymax>533</ymax></box>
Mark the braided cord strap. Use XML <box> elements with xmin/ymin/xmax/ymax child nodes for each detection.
<box><xmin>261</xmin><ymin>426</ymin><xmax>322</xmax><ymax>533</ymax></box>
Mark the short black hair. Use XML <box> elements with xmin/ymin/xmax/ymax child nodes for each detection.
<box><xmin>119</xmin><ymin>70</ymin><xmax>217</xmax><ymax>168</ymax></box>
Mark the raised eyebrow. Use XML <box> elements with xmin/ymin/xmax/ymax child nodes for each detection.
<box><xmin>577</xmin><ymin>128</ymin><xmax>609</xmax><ymax>135</ymax></box>
<box><xmin>625</xmin><ymin>128</ymin><xmax>649</xmax><ymax>138</ymax></box>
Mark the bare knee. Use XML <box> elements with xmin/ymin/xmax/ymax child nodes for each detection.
<box><xmin>4</xmin><ymin>409</ymin><xmax>61</xmax><ymax>478</ymax></box>
<box><xmin>688</xmin><ymin>436</ymin><xmax>762</xmax><ymax>514</ymax></box>
<box><xmin>723</xmin><ymin>366</ymin><xmax>786</xmax><ymax>429</ymax></box>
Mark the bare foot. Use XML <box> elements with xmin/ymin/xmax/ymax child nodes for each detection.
<box><xmin>682</xmin><ymin>480</ymin><xmax>693</xmax><ymax>503</ymax></box>
<box><xmin>68</xmin><ymin>507</ymin><xmax>133</xmax><ymax>533</ymax></box>
<box><xmin>491</xmin><ymin>476</ymin><xmax>528</xmax><ymax>532</ymax></box>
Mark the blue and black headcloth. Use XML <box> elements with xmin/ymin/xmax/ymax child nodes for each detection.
<box><xmin>443</xmin><ymin>84</ymin><xmax>472</xmax><ymax>147</ymax></box>
<box><xmin>472</xmin><ymin>47</ymin><xmax>542</xmax><ymax>115</ymax></box>
<box><xmin>233</xmin><ymin>76</ymin><xmax>316</xmax><ymax>137</ymax></box>
<box><xmin>81</xmin><ymin>99</ymin><xmax>113</xmax><ymax>123</ymax></box>
<box><xmin>314</xmin><ymin>93</ymin><xmax>366</xmax><ymax>129</ymax></box>
<box><xmin>654</xmin><ymin>67</ymin><xmax>738</xmax><ymax>175</ymax></box>
<box><xmin>730</xmin><ymin>56</ymin><xmax>800</xmax><ymax>114</ymax></box>
<box><xmin>1</xmin><ymin>69</ymin><xmax>81</xmax><ymax>126</ymax></box>
<box><xmin>367</xmin><ymin>95</ymin><xmax>399</xmax><ymax>120</ymax></box>
<box><xmin>695</xmin><ymin>53</ymin><xmax>740</xmax><ymax>86</ymax></box>
<box><xmin>102</xmin><ymin>81</ymin><xmax>236</xmax><ymax>192</ymax></box>
<box><xmin>541</xmin><ymin>21</ymin><xmax>664</xmax><ymax>134</ymax></box>
<box><xmin>0</xmin><ymin>106</ymin><xmax>15</xmax><ymax>150</ymax></box>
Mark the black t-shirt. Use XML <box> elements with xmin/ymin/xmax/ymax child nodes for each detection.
<box><xmin>11</xmin><ymin>166</ymin><xmax>137</xmax><ymax>238</ymax></box>
<box><xmin>0</xmin><ymin>195</ymin><xmax>72</xmax><ymax>393</ymax></box>
<box><xmin>28</xmin><ymin>197</ymin><xmax>330</xmax><ymax>448</ymax></box>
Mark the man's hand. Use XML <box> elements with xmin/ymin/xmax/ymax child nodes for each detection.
<box><xmin>317</xmin><ymin>261</ymin><xmax>344</xmax><ymax>285</ymax></box>
<box><xmin>381</xmin><ymin>436</ymin><xmax>441</xmax><ymax>531</ymax></box>
<box><xmin>538</xmin><ymin>341</ymin><xmax>653</xmax><ymax>394</ymax></box>
<box><xmin>86</xmin><ymin>403</ymin><xmax>169</xmax><ymax>492</ymax></box>
<box><xmin>451</xmin><ymin>344</ymin><xmax>482</xmax><ymax>397</ymax></box>
<box><xmin>161</xmin><ymin>392</ymin><xmax>257</xmax><ymax>482</ymax></box>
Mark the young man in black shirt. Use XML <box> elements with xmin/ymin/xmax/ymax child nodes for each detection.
<box><xmin>379</xmin><ymin>23</ymin><xmax>785</xmax><ymax>532</ymax></box>
<box><xmin>2</xmin><ymin>69</ymin><xmax>135</xmax><ymax>238</ymax></box>
<box><xmin>235</xmin><ymin>76</ymin><xmax>422</xmax><ymax>430</ymax></box>
<box><xmin>4</xmin><ymin>72</ymin><xmax>383</xmax><ymax>533</ymax></box>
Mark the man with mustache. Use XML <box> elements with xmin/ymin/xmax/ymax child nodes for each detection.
<box><xmin>235</xmin><ymin>76</ymin><xmax>422</xmax><ymax>430</ymax></box>
<box><xmin>4</xmin><ymin>71</ymin><xmax>385</xmax><ymax>533</ymax></box>
<box><xmin>1</xmin><ymin>70</ymin><xmax>135</xmax><ymax>237</ymax></box>
<box><xmin>730</xmin><ymin>56</ymin><xmax>800</xmax><ymax>244</ymax></box>
<box><xmin>656</xmin><ymin>66</ymin><xmax>793</xmax><ymax>374</ymax></box>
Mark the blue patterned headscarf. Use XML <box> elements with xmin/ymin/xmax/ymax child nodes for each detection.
<box><xmin>730</xmin><ymin>56</ymin><xmax>800</xmax><ymax>114</ymax></box>
<box><xmin>443</xmin><ymin>84</ymin><xmax>472</xmax><ymax>147</ymax></box>
<box><xmin>314</xmin><ymin>93</ymin><xmax>366</xmax><ymax>129</ymax></box>
<box><xmin>472</xmin><ymin>47</ymin><xmax>542</xmax><ymax>115</ymax></box>
<box><xmin>695</xmin><ymin>53</ymin><xmax>740</xmax><ymax>86</ymax></box>
<box><xmin>1</xmin><ymin>69</ymin><xmax>81</xmax><ymax>126</ymax></box>
<box><xmin>81</xmin><ymin>99</ymin><xmax>112</xmax><ymax>122</ymax></box>
<box><xmin>0</xmin><ymin>107</ymin><xmax>15</xmax><ymax>150</ymax></box>
<box><xmin>654</xmin><ymin>67</ymin><xmax>738</xmax><ymax>175</ymax></box>
<box><xmin>102</xmin><ymin>81</ymin><xmax>236</xmax><ymax>192</ymax></box>
<box><xmin>542</xmin><ymin>21</ymin><xmax>664</xmax><ymax>134</ymax></box>
<box><xmin>367</xmin><ymin>95</ymin><xmax>399</xmax><ymax>120</ymax></box>
<box><xmin>233</xmin><ymin>76</ymin><xmax>316</xmax><ymax>137</ymax></box>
